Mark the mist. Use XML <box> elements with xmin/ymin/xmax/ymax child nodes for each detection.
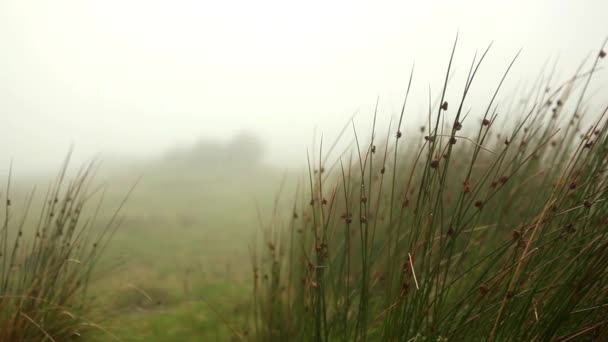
<box><xmin>1</xmin><ymin>0</ymin><xmax>606</xmax><ymax>173</ymax></box>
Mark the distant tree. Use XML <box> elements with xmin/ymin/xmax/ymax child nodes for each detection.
<box><xmin>162</xmin><ymin>131</ymin><xmax>264</xmax><ymax>168</ymax></box>
<box><xmin>224</xmin><ymin>131</ymin><xmax>265</xmax><ymax>166</ymax></box>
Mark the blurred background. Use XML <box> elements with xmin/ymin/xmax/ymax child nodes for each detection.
<box><xmin>1</xmin><ymin>0</ymin><xmax>607</xmax><ymax>171</ymax></box>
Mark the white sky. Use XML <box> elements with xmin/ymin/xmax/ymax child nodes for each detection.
<box><xmin>0</xmin><ymin>0</ymin><xmax>606</xmax><ymax>172</ymax></box>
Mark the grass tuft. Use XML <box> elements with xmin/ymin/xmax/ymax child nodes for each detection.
<box><xmin>0</xmin><ymin>154</ymin><xmax>129</xmax><ymax>341</ymax></box>
<box><xmin>251</xmin><ymin>38</ymin><xmax>608</xmax><ymax>341</ymax></box>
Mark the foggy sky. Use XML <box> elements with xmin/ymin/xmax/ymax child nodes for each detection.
<box><xmin>0</xmin><ymin>0</ymin><xmax>607</xmax><ymax>173</ymax></box>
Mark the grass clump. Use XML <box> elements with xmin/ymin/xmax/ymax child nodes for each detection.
<box><xmin>0</xmin><ymin>156</ymin><xmax>128</xmax><ymax>341</ymax></box>
<box><xmin>251</xmin><ymin>38</ymin><xmax>608</xmax><ymax>341</ymax></box>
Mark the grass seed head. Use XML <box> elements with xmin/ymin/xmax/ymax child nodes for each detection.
<box><xmin>518</xmin><ymin>238</ymin><xmax>527</xmax><ymax>248</ymax></box>
<box><xmin>479</xmin><ymin>284</ymin><xmax>490</xmax><ymax>296</ymax></box>
<box><xmin>463</xmin><ymin>179</ymin><xmax>471</xmax><ymax>194</ymax></box>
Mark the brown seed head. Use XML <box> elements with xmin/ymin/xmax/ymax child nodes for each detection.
<box><xmin>430</xmin><ymin>159</ymin><xmax>439</xmax><ymax>169</ymax></box>
<box><xmin>482</xmin><ymin>118</ymin><xmax>490</xmax><ymax>126</ymax></box>
<box><xmin>566</xmin><ymin>223</ymin><xmax>576</xmax><ymax>232</ymax></box>
<box><xmin>518</xmin><ymin>238</ymin><xmax>527</xmax><ymax>248</ymax></box>
<box><xmin>479</xmin><ymin>284</ymin><xmax>490</xmax><ymax>296</ymax></box>
<box><xmin>463</xmin><ymin>179</ymin><xmax>471</xmax><ymax>194</ymax></box>
<box><xmin>441</xmin><ymin>101</ymin><xmax>448</xmax><ymax>111</ymax></box>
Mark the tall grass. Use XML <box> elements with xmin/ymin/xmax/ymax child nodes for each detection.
<box><xmin>252</xmin><ymin>39</ymin><xmax>608</xmax><ymax>341</ymax></box>
<box><xmin>0</xmin><ymin>155</ymin><xmax>129</xmax><ymax>341</ymax></box>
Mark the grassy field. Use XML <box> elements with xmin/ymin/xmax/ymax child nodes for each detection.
<box><xmin>4</xmin><ymin>158</ymin><xmax>292</xmax><ymax>341</ymax></box>
<box><xmin>85</xmin><ymin>163</ymin><xmax>293</xmax><ymax>341</ymax></box>
<box><xmin>2</xmin><ymin>40</ymin><xmax>608</xmax><ymax>341</ymax></box>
